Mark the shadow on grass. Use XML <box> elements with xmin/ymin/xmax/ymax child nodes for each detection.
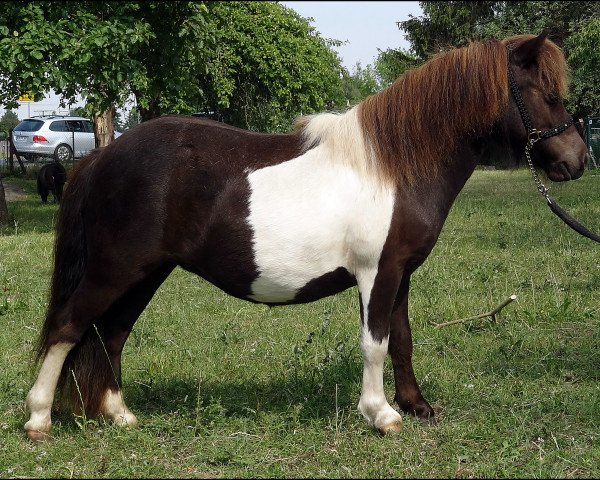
<box><xmin>482</xmin><ymin>338</ymin><xmax>600</xmax><ymax>383</ymax></box>
<box><xmin>125</xmin><ymin>354</ymin><xmax>364</xmax><ymax>423</ymax></box>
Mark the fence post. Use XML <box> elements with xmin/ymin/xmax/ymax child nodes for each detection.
<box><xmin>8</xmin><ymin>129</ymin><xmax>26</xmax><ymax>175</ymax></box>
<box><xmin>584</xmin><ymin>117</ymin><xmax>599</xmax><ymax>169</ymax></box>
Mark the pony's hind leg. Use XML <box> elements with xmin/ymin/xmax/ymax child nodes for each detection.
<box><xmin>24</xmin><ymin>267</ymin><xmax>162</xmax><ymax>441</ymax></box>
<box><xmin>24</xmin><ymin>342</ymin><xmax>75</xmax><ymax>441</ymax></box>
<box><xmin>356</xmin><ymin>267</ymin><xmax>404</xmax><ymax>435</ymax></box>
<box><xmin>95</xmin><ymin>263</ymin><xmax>174</xmax><ymax>426</ymax></box>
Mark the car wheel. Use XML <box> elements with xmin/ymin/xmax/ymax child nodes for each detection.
<box><xmin>54</xmin><ymin>143</ymin><xmax>73</xmax><ymax>162</ymax></box>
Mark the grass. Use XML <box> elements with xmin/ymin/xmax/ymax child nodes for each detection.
<box><xmin>1</xmin><ymin>167</ymin><xmax>599</xmax><ymax>478</ymax></box>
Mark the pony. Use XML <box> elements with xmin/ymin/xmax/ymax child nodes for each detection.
<box><xmin>24</xmin><ymin>33</ymin><xmax>589</xmax><ymax>441</ymax></box>
<box><xmin>36</xmin><ymin>161</ymin><xmax>66</xmax><ymax>203</ymax></box>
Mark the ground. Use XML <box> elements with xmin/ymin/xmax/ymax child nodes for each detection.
<box><xmin>2</xmin><ymin>181</ymin><xmax>28</xmax><ymax>202</ymax></box>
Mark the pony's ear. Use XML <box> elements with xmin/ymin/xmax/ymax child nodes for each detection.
<box><xmin>512</xmin><ymin>32</ymin><xmax>548</xmax><ymax>68</ymax></box>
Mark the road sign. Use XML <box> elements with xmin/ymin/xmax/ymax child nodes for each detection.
<box><xmin>19</xmin><ymin>92</ymin><xmax>34</xmax><ymax>102</ymax></box>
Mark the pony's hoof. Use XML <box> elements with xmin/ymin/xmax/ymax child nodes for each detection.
<box><xmin>377</xmin><ymin>418</ymin><xmax>402</xmax><ymax>435</ymax></box>
<box><xmin>25</xmin><ymin>429</ymin><xmax>53</xmax><ymax>443</ymax></box>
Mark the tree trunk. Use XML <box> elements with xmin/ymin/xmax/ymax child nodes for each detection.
<box><xmin>93</xmin><ymin>107</ymin><xmax>115</xmax><ymax>148</ymax></box>
<box><xmin>0</xmin><ymin>177</ymin><xmax>9</xmax><ymax>226</ymax></box>
<box><xmin>137</xmin><ymin>97</ymin><xmax>162</xmax><ymax>123</ymax></box>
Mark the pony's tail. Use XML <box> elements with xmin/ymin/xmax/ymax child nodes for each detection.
<box><xmin>34</xmin><ymin>151</ymin><xmax>112</xmax><ymax>417</ymax></box>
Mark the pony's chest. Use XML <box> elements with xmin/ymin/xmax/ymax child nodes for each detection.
<box><xmin>244</xmin><ymin>155</ymin><xmax>395</xmax><ymax>303</ymax></box>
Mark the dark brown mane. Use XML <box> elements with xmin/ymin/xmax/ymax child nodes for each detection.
<box><xmin>357</xmin><ymin>35</ymin><xmax>569</xmax><ymax>186</ymax></box>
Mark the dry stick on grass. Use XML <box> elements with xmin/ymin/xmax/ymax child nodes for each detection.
<box><xmin>433</xmin><ymin>294</ymin><xmax>517</xmax><ymax>329</ymax></box>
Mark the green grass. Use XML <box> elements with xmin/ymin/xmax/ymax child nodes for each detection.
<box><xmin>1</xmin><ymin>168</ymin><xmax>599</xmax><ymax>478</ymax></box>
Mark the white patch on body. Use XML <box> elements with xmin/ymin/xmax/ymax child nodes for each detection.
<box><xmin>24</xmin><ymin>342</ymin><xmax>74</xmax><ymax>434</ymax></box>
<box><xmin>246</xmin><ymin>108</ymin><xmax>396</xmax><ymax>303</ymax></box>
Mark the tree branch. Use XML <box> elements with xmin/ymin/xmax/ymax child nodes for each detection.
<box><xmin>433</xmin><ymin>294</ymin><xmax>517</xmax><ymax>329</ymax></box>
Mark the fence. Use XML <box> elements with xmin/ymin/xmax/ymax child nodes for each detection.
<box><xmin>584</xmin><ymin>116</ymin><xmax>600</xmax><ymax>169</ymax></box>
<box><xmin>0</xmin><ymin>138</ymin><xmax>10</xmax><ymax>176</ymax></box>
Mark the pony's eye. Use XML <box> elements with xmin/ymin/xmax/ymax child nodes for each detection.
<box><xmin>546</xmin><ymin>94</ymin><xmax>559</xmax><ymax>106</ymax></box>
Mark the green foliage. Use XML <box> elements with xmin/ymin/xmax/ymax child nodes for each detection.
<box><xmin>122</xmin><ymin>107</ymin><xmax>141</xmax><ymax>130</ymax></box>
<box><xmin>476</xmin><ymin>1</ymin><xmax>600</xmax><ymax>47</ymax></box>
<box><xmin>399</xmin><ymin>1</ymin><xmax>498</xmax><ymax>57</ymax></box>
<box><xmin>68</xmin><ymin>107</ymin><xmax>87</xmax><ymax>118</ymax></box>
<box><xmin>195</xmin><ymin>1</ymin><xmax>345</xmax><ymax>132</ymax></box>
<box><xmin>0</xmin><ymin>2</ymin><xmax>154</xmax><ymax>115</ymax></box>
<box><xmin>124</xmin><ymin>2</ymin><xmax>210</xmax><ymax>121</ymax></box>
<box><xmin>374</xmin><ymin>48</ymin><xmax>421</xmax><ymax>87</ymax></box>
<box><xmin>0</xmin><ymin>110</ymin><xmax>19</xmax><ymax>140</ymax></box>
<box><xmin>340</xmin><ymin>62</ymin><xmax>380</xmax><ymax>106</ymax></box>
<box><xmin>565</xmin><ymin>16</ymin><xmax>600</xmax><ymax>116</ymax></box>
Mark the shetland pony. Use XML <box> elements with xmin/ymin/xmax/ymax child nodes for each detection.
<box><xmin>36</xmin><ymin>162</ymin><xmax>66</xmax><ymax>203</ymax></box>
<box><xmin>24</xmin><ymin>34</ymin><xmax>588</xmax><ymax>441</ymax></box>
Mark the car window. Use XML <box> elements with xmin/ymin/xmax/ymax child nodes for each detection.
<box><xmin>49</xmin><ymin>120</ymin><xmax>70</xmax><ymax>132</ymax></box>
<box><xmin>14</xmin><ymin>119</ymin><xmax>44</xmax><ymax>132</ymax></box>
<box><xmin>83</xmin><ymin>120</ymin><xmax>94</xmax><ymax>133</ymax></box>
<box><xmin>67</xmin><ymin>120</ymin><xmax>85</xmax><ymax>132</ymax></box>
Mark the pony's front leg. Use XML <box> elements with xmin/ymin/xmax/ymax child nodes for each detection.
<box><xmin>389</xmin><ymin>277</ymin><xmax>434</xmax><ymax>419</ymax></box>
<box><xmin>356</xmin><ymin>268</ymin><xmax>403</xmax><ymax>435</ymax></box>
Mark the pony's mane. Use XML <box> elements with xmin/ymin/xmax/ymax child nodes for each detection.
<box><xmin>298</xmin><ymin>34</ymin><xmax>568</xmax><ymax>187</ymax></box>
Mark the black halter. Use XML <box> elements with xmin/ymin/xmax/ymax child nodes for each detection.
<box><xmin>506</xmin><ymin>60</ymin><xmax>574</xmax><ymax>144</ymax></box>
<box><xmin>507</xmin><ymin>47</ymin><xmax>600</xmax><ymax>244</ymax></box>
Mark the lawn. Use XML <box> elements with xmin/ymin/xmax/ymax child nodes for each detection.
<box><xmin>1</xmin><ymin>168</ymin><xmax>599</xmax><ymax>478</ymax></box>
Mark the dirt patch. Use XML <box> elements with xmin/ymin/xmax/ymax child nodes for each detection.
<box><xmin>2</xmin><ymin>181</ymin><xmax>29</xmax><ymax>202</ymax></box>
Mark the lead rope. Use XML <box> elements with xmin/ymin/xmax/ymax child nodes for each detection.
<box><xmin>524</xmin><ymin>133</ymin><xmax>551</xmax><ymax>200</ymax></box>
<box><xmin>525</xmin><ymin>135</ymin><xmax>600</xmax><ymax>243</ymax></box>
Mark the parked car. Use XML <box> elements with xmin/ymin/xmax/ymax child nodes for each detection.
<box><xmin>12</xmin><ymin>116</ymin><xmax>95</xmax><ymax>162</ymax></box>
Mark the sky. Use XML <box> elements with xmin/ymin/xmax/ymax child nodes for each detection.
<box><xmin>5</xmin><ymin>1</ymin><xmax>423</xmax><ymax>120</ymax></box>
<box><xmin>282</xmin><ymin>1</ymin><xmax>422</xmax><ymax>70</ymax></box>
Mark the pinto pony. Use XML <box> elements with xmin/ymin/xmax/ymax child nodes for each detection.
<box><xmin>25</xmin><ymin>34</ymin><xmax>589</xmax><ymax>441</ymax></box>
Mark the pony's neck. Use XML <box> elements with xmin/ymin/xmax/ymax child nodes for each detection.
<box><xmin>357</xmin><ymin>39</ymin><xmax>509</xmax><ymax>189</ymax></box>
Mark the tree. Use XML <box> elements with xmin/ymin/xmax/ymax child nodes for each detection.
<box><xmin>0</xmin><ymin>2</ymin><xmax>153</xmax><ymax>145</ymax></box>
<box><xmin>339</xmin><ymin>62</ymin><xmax>381</xmax><ymax>107</ymax></box>
<box><xmin>123</xmin><ymin>107</ymin><xmax>141</xmax><ymax>130</ymax></box>
<box><xmin>374</xmin><ymin>48</ymin><xmax>421</xmax><ymax>87</ymax></box>
<box><xmin>68</xmin><ymin>106</ymin><xmax>87</xmax><ymax>117</ymax></box>
<box><xmin>398</xmin><ymin>1</ymin><xmax>498</xmax><ymax>58</ymax></box>
<box><xmin>194</xmin><ymin>1</ymin><xmax>345</xmax><ymax>132</ymax></box>
<box><xmin>565</xmin><ymin>16</ymin><xmax>600</xmax><ymax>117</ymax></box>
<box><xmin>0</xmin><ymin>2</ymin><xmax>209</xmax><ymax>143</ymax></box>
<box><xmin>0</xmin><ymin>110</ymin><xmax>19</xmax><ymax>140</ymax></box>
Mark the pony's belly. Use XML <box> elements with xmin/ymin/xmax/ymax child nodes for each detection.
<box><xmin>248</xmin><ymin>266</ymin><xmax>356</xmax><ymax>304</ymax></box>
<box><xmin>246</xmin><ymin>236</ymin><xmax>351</xmax><ymax>303</ymax></box>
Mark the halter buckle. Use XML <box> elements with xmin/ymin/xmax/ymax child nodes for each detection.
<box><xmin>527</xmin><ymin>129</ymin><xmax>542</xmax><ymax>145</ymax></box>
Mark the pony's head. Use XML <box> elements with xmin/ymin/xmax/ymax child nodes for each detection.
<box><xmin>502</xmin><ymin>33</ymin><xmax>588</xmax><ymax>182</ymax></box>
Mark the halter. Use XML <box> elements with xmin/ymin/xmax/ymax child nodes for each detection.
<box><xmin>507</xmin><ymin>47</ymin><xmax>600</xmax><ymax>243</ymax></box>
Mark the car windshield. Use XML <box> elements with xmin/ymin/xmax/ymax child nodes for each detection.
<box><xmin>14</xmin><ymin>119</ymin><xmax>44</xmax><ymax>132</ymax></box>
